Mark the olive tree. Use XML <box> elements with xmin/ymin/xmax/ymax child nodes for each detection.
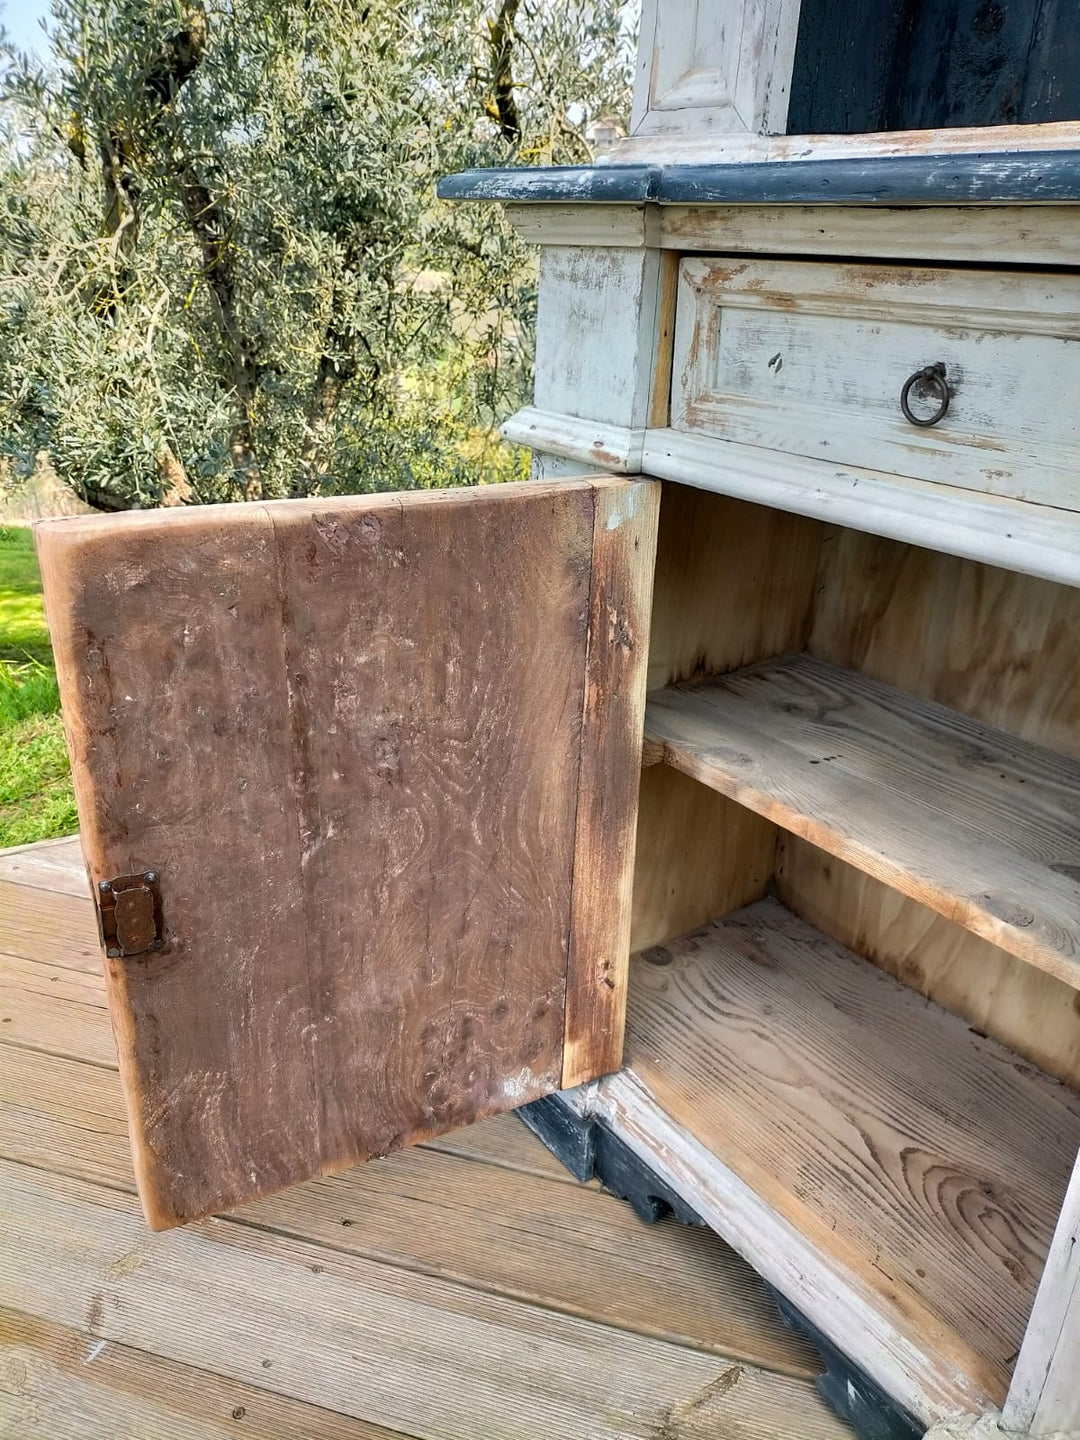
<box><xmin>0</xmin><ymin>0</ymin><xmax>633</xmax><ymax>506</ymax></box>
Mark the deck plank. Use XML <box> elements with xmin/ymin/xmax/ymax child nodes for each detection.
<box><xmin>0</xmin><ymin>950</ymin><xmax>115</xmax><ymax>1069</ymax></box>
<box><xmin>0</xmin><ymin>1158</ymin><xmax>850</xmax><ymax>1440</ymax></box>
<box><xmin>0</xmin><ymin>881</ymin><xmax>100</xmax><ymax>973</ymax></box>
<box><xmin>0</xmin><ymin>1308</ymin><xmax>402</xmax><ymax>1439</ymax></box>
<box><xmin>0</xmin><ymin>1041</ymin><xmax>820</xmax><ymax>1376</ymax></box>
<box><xmin>0</xmin><ymin>837</ymin><xmax>87</xmax><ymax>897</ymax></box>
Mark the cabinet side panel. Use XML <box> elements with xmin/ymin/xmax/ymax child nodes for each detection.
<box><xmin>562</xmin><ymin>479</ymin><xmax>660</xmax><ymax>1087</ymax></box>
<box><xmin>632</xmin><ymin>485</ymin><xmax>821</xmax><ymax>947</ymax></box>
<box><xmin>804</xmin><ymin>525</ymin><xmax>1080</xmax><ymax>1082</ymax></box>
<box><xmin>808</xmin><ymin>528</ymin><xmax>1080</xmax><ymax>760</ymax></box>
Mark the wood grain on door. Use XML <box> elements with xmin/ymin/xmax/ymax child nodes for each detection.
<box><xmin>35</xmin><ymin>477</ymin><xmax>658</xmax><ymax>1228</ymax></box>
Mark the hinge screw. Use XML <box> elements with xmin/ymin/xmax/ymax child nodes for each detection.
<box><xmin>99</xmin><ymin>880</ymin><xmax>112</xmax><ymax>893</ymax></box>
<box><xmin>106</xmin><ymin>946</ymin><xmax>121</xmax><ymax>958</ymax></box>
<box><xmin>144</xmin><ymin>871</ymin><xmax>158</xmax><ymax>884</ymax></box>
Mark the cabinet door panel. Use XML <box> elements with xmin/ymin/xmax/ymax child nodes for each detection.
<box><xmin>36</xmin><ymin>478</ymin><xmax>658</xmax><ymax>1228</ymax></box>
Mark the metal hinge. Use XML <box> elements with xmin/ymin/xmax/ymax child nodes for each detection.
<box><xmin>96</xmin><ymin>870</ymin><xmax>164</xmax><ymax>958</ymax></box>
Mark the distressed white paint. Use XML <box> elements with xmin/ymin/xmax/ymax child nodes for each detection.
<box><xmin>532</xmin><ymin>246</ymin><xmax>666</xmax><ymax>433</ymax></box>
<box><xmin>640</xmin><ymin>426</ymin><xmax>1080</xmax><ymax>588</ymax></box>
<box><xmin>1004</xmin><ymin>1154</ymin><xmax>1080</xmax><ymax>1436</ymax></box>
<box><xmin>658</xmin><ymin>205</ymin><xmax>1080</xmax><ymax>268</ymax></box>
<box><xmin>502</xmin><ymin>407</ymin><xmax>642</xmax><ymax>474</ymax></box>
<box><xmin>502</xmin><ymin>402</ymin><xmax>1080</xmax><ymax>588</ymax></box>
<box><xmin>672</xmin><ymin>256</ymin><xmax>1080</xmax><ymax>509</ymax></box>
<box><xmin>527</xmin><ymin>452</ymin><xmax>597</xmax><ymax>482</ymax></box>
<box><xmin>504</xmin><ymin>204</ymin><xmax>1080</xmax><ymax>270</ymax></box>
<box><xmin>924</xmin><ymin>1416</ymin><xmax>1076</xmax><ymax>1440</ymax></box>
<box><xmin>504</xmin><ymin>204</ymin><xmax>654</xmax><ymax>250</ymax></box>
<box><xmin>609</xmin><ymin>117</ymin><xmax>1080</xmax><ymax>165</ymax></box>
<box><xmin>631</xmin><ymin>0</ymin><xmax>803</xmax><ymax>138</ymax></box>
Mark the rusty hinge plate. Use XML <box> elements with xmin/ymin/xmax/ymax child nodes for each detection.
<box><xmin>96</xmin><ymin>870</ymin><xmax>164</xmax><ymax>958</ymax></box>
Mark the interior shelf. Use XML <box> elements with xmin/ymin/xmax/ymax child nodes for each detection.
<box><xmin>643</xmin><ymin>652</ymin><xmax>1080</xmax><ymax>987</ymax></box>
<box><xmin>611</xmin><ymin>898</ymin><xmax>1080</xmax><ymax>1417</ymax></box>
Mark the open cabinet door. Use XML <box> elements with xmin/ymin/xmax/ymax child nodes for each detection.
<box><xmin>35</xmin><ymin>477</ymin><xmax>658</xmax><ymax>1229</ymax></box>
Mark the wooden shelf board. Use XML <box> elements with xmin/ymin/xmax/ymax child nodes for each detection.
<box><xmin>593</xmin><ymin>899</ymin><xmax>1080</xmax><ymax>1423</ymax></box>
<box><xmin>644</xmin><ymin>652</ymin><xmax>1080</xmax><ymax>987</ymax></box>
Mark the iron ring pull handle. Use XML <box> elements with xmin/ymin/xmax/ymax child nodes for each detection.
<box><xmin>900</xmin><ymin>362</ymin><xmax>950</xmax><ymax>428</ymax></box>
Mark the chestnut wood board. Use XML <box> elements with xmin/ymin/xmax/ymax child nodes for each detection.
<box><xmin>35</xmin><ymin>478</ymin><xmax>658</xmax><ymax>1228</ymax></box>
<box><xmin>626</xmin><ymin>898</ymin><xmax>1080</xmax><ymax>1406</ymax></box>
<box><xmin>645</xmin><ymin>652</ymin><xmax>1080</xmax><ymax>986</ymax></box>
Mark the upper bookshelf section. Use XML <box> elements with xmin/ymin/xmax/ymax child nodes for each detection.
<box><xmin>625</xmin><ymin>0</ymin><xmax>1080</xmax><ymax>161</ymax></box>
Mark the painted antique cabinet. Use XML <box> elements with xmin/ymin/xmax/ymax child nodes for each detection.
<box><xmin>434</xmin><ymin>4</ymin><xmax>1080</xmax><ymax>1438</ymax></box>
<box><xmin>35</xmin><ymin>4</ymin><xmax>1080</xmax><ymax>1439</ymax></box>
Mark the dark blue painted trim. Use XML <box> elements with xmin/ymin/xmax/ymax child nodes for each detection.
<box><xmin>437</xmin><ymin>164</ymin><xmax>660</xmax><ymax>203</ymax></box>
<box><xmin>437</xmin><ymin>150</ymin><xmax>1080</xmax><ymax>206</ymax></box>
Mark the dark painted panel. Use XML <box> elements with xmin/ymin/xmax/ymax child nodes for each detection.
<box><xmin>789</xmin><ymin>0</ymin><xmax>1080</xmax><ymax>134</ymax></box>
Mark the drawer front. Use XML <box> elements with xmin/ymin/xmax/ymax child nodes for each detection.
<box><xmin>671</xmin><ymin>257</ymin><xmax>1080</xmax><ymax>509</ymax></box>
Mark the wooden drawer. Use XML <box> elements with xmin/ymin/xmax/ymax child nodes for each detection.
<box><xmin>671</xmin><ymin>256</ymin><xmax>1080</xmax><ymax>509</ymax></box>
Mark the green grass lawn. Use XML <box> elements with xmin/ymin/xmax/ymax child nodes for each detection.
<box><xmin>0</xmin><ymin>527</ymin><xmax>78</xmax><ymax>847</ymax></box>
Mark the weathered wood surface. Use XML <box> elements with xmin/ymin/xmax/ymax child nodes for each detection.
<box><xmin>657</xmin><ymin>205</ymin><xmax>1080</xmax><ymax>269</ymax></box>
<box><xmin>0</xmin><ymin>1042</ymin><xmax>823</xmax><ymax>1375</ymax></box>
<box><xmin>808</xmin><ymin>526</ymin><xmax>1080</xmax><ymax>762</ymax></box>
<box><xmin>625</xmin><ymin>898</ymin><xmax>1080</xmax><ymax>1412</ymax></box>
<box><xmin>645</xmin><ymin>653</ymin><xmax>1080</xmax><ymax>986</ymax></box>
<box><xmin>562</xmin><ymin>482</ymin><xmax>659</xmax><ymax>1085</ymax></box>
<box><xmin>788</xmin><ymin>0</ymin><xmax>1080</xmax><ymax>135</ymax></box>
<box><xmin>0</xmin><ymin>839</ymin><xmax>854</xmax><ymax>1439</ymax></box>
<box><xmin>630</xmin><ymin>483</ymin><xmax>819</xmax><ymax>950</ymax></box>
<box><xmin>673</xmin><ymin>257</ymin><xmax>1080</xmax><ymax>511</ymax></box>
<box><xmin>35</xmin><ymin>478</ymin><xmax>658</xmax><ymax>1228</ymax></box>
<box><xmin>0</xmin><ymin>1158</ymin><xmax>855</xmax><ymax>1440</ymax></box>
<box><xmin>631</xmin><ymin>766</ymin><xmax>777</xmax><ymax>952</ymax></box>
<box><xmin>777</xmin><ymin>837</ymin><xmax>1080</xmax><ymax>1092</ymax></box>
<box><xmin>0</xmin><ymin>1309</ymin><xmax>402</xmax><ymax>1440</ymax></box>
<box><xmin>631</xmin><ymin>0</ymin><xmax>802</xmax><ymax>138</ymax></box>
<box><xmin>0</xmin><ymin>836</ymin><xmax>86</xmax><ymax>897</ymax></box>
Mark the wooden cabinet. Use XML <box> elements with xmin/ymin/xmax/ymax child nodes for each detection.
<box><xmin>434</xmin><ymin>8</ymin><xmax>1080</xmax><ymax>1432</ymax></box>
<box><xmin>33</xmin><ymin>5</ymin><xmax>1080</xmax><ymax>1438</ymax></box>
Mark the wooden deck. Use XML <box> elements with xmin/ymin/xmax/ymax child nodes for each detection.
<box><xmin>0</xmin><ymin>835</ymin><xmax>852</xmax><ymax>1440</ymax></box>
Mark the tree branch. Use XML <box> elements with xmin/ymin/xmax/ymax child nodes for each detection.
<box><xmin>484</xmin><ymin>0</ymin><xmax>522</xmax><ymax>144</ymax></box>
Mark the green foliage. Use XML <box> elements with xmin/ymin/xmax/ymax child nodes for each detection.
<box><xmin>0</xmin><ymin>656</ymin><xmax>60</xmax><ymax>726</ymax></box>
<box><xmin>0</xmin><ymin>0</ymin><xmax>634</xmax><ymax>507</ymax></box>
<box><xmin>0</xmin><ymin>712</ymin><xmax>78</xmax><ymax>846</ymax></box>
<box><xmin>0</xmin><ymin>526</ymin><xmax>76</xmax><ymax>846</ymax></box>
<box><xmin>0</xmin><ymin>527</ymin><xmax>54</xmax><ymax>663</ymax></box>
